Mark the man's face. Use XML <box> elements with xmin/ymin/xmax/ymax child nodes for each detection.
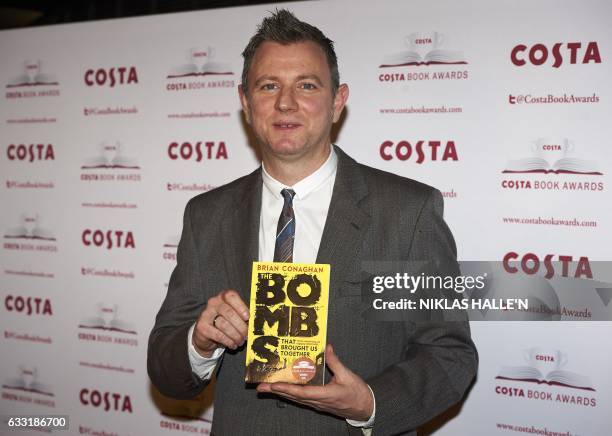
<box><xmin>239</xmin><ymin>41</ymin><xmax>348</xmax><ymax>162</ymax></box>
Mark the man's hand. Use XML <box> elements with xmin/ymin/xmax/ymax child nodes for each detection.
<box><xmin>257</xmin><ymin>344</ymin><xmax>374</xmax><ymax>421</ymax></box>
<box><xmin>192</xmin><ymin>290</ymin><xmax>249</xmax><ymax>358</ymax></box>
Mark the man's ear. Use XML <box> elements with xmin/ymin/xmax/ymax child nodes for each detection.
<box><xmin>332</xmin><ymin>83</ymin><xmax>349</xmax><ymax>123</ymax></box>
<box><xmin>238</xmin><ymin>84</ymin><xmax>251</xmax><ymax>124</ymax></box>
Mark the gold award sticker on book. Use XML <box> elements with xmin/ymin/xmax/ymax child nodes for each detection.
<box><xmin>245</xmin><ymin>262</ymin><xmax>330</xmax><ymax>385</ymax></box>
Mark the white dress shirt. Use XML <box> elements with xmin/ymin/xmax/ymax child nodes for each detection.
<box><xmin>187</xmin><ymin>148</ymin><xmax>375</xmax><ymax>429</ymax></box>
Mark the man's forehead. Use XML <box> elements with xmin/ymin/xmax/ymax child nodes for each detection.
<box><xmin>248</xmin><ymin>40</ymin><xmax>330</xmax><ymax>79</ymax></box>
<box><xmin>251</xmin><ymin>40</ymin><xmax>327</xmax><ymax>65</ymax></box>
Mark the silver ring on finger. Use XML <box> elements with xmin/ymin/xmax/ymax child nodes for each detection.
<box><xmin>212</xmin><ymin>314</ymin><xmax>222</xmax><ymax>328</ymax></box>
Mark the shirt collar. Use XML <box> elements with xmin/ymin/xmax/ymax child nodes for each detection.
<box><xmin>261</xmin><ymin>147</ymin><xmax>338</xmax><ymax>201</ymax></box>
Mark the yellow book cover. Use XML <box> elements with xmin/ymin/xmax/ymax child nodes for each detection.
<box><xmin>245</xmin><ymin>261</ymin><xmax>330</xmax><ymax>385</ymax></box>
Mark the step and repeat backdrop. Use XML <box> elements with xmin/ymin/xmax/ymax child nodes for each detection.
<box><xmin>1</xmin><ymin>0</ymin><xmax>611</xmax><ymax>434</ymax></box>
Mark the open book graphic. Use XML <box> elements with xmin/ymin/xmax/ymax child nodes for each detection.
<box><xmin>81</xmin><ymin>141</ymin><xmax>139</xmax><ymax>169</ymax></box>
<box><xmin>496</xmin><ymin>365</ymin><xmax>595</xmax><ymax>391</ymax></box>
<box><xmin>81</xmin><ymin>155</ymin><xmax>139</xmax><ymax>169</ymax></box>
<box><xmin>380</xmin><ymin>32</ymin><xmax>466</xmax><ymax>67</ymax></box>
<box><xmin>167</xmin><ymin>62</ymin><xmax>233</xmax><ymax>78</ymax></box>
<box><xmin>503</xmin><ymin>138</ymin><xmax>602</xmax><ymax>175</ymax></box>
<box><xmin>78</xmin><ymin>305</ymin><xmax>137</xmax><ymax>335</ymax></box>
<box><xmin>167</xmin><ymin>48</ymin><xmax>233</xmax><ymax>78</ymax></box>
<box><xmin>4</xmin><ymin>215</ymin><xmax>56</xmax><ymax>241</ymax></box>
<box><xmin>380</xmin><ymin>49</ymin><xmax>467</xmax><ymax>67</ymax></box>
<box><xmin>4</xmin><ymin>227</ymin><xmax>55</xmax><ymax>240</ymax></box>
<box><xmin>502</xmin><ymin>157</ymin><xmax>602</xmax><ymax>175</ymax></box>
<box><xmin>2</xmin><ymin>367</ymin><xmax>54</xmax><ymax>396</ymax></box>
<box><xmin>6</xmin><ymin>61</ymin><xmax>59</xmax><ymax>87</ymax></box>
<box><xmin>6</xmin><ymin>75</ymin><xmax>59</xmax><ymax>87</ymax></box>
<box><xmin>78</xmin><ymin>318</ymin><xmax>137</xmax><ymax>334</ymax></box>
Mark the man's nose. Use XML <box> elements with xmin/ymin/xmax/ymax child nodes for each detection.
<box><xmin>275</xmin><ymin>87</ymin><xmax>298</xmax><ymax>112</ymax></box>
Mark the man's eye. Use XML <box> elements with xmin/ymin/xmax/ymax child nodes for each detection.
<box><xmin>300</xmin><ymin>83</ymin><xmax>316</xmax><ymax>90</ymax></box>
<box><xmin>261</xmin><ymin>83</ymin><xmax>277</xmax><ymax>90</ymax></box>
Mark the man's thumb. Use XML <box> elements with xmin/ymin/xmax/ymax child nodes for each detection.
<box><xmin>325</xmin><ymin>343</ymin><xmax>347</xmax><ymax>377</ymax></box>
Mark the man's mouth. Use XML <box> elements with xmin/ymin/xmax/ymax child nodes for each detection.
<box><xmin>273</xmin><ymin>122</ymin><xmax>301</xmax><ymax>130</ymax></box>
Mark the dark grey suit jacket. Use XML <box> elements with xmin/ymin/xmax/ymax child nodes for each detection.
<box><xmin>148</xmin><ymin>146</ymin><xmax>478</xmax><ymax>436</ymax></box>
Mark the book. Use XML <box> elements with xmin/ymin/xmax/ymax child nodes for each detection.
<box><xmin>245</xmin><ymin>261</ymin><xmax>330</xmax><ymax>385</ymax></box>
<box><xmin>380</xmin><ymin>48</ymin><xmax>466</xmax><ymax>68</ymax></box>
<box><xmin>166</xmin><ymin>48</ymin><xmax>233</xmax><ymax>78</ymax></box>
<box><xmin>495</xmin><ymin>365</ymin><xmax>595</xmax><ymax>391</ymax></box>
<box><xmin>502</xmin><ymin>156</ymin><xmax>602</xmax><ymax>175</ymax></box>
<box><xmin>81</xmin><ymin>141</ymin><xmax>139</xmax><ymax>170</ymax></box>
<box><xmin>166</xmin><ymin>62</ymin><xmax>233</xmax><ymax>78</ymax></box>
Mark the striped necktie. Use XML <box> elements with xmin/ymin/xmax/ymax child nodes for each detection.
<box><xmin>273</xmin><ymin>188</ymin><xmax>296</xmax><ymax>263</ymax></box>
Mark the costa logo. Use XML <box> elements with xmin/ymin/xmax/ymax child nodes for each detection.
<box><xmin>7</xmin><ymin>144</ymin><xmax>55</xmax><ymax>161</ymax></box>
<box><xmin>81</xmin><ymin>229</ymin><xmax>135</xmax><ymax>249</ymax></box>
<box><xmin>380</xmin><ymin>140</ymin><xmax>458</xmax><ymax>162</ymax></box>
<box><xmin>495</xmin><ymin>386</ymin><xmax>525</xmax><ymax>397</ymax></box>
<box><xmin>84</xmin><ymin>67</ymin><xmax>138</xmax><ymax>87</ymax></box>
<box><xmin>5</xmin><ymin>295</ymin><xmax>52</xmax><ymax>316</ymax></box>
<box><xmin>511</xmin><ymin>42</ymin><xmax>601</xmax><ymax>67</ymax></box>
<box><xmin>79</xmin><ymin>389</ymin><xmax>132</xmax><ymax>413</ymax></box>
<box><xmin>535</xmin><ymin>354</ymin><xmax>555</xmax><ymax>362</ymax></box>
<box><xmin>167</xmin><ymin>141</ymin><xmax>228</xmax><ymax>161</ymax></box>
<box><xmin>503</xmin><ymin>252</ymin><xmax>592</xmax><ymax>279</ymax></box>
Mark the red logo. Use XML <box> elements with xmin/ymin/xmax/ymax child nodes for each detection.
<box><xmin>167</xmin><ymin>141</ymin><xmax>228</xmax><ymax>161</ymax></box>
<box><xmin>82</xmin><ymin>229</ymin><xmax>135</xmax><ymax>249</ymax></box>
<box><xmin>7</xmin><ymin>144</ymin><xmax>55</xmax><ymax>162</ymax></box>
<box><xmin>503</xmin><ymin>252</ymin><xmax>592</xmax><ymax>279</ymax></box>
<box><xmin>79</xmin><ymin>389</ymin><xmax>133</xmax><ymax>413</ymax></box>
<box><xmin>5</xmin><ymin>295</ymin><xmax>52</xmax><ymax>316</ymax></box>
<box><xmin>84</xmin><ymin>67</ymin><xmax>138</xmax><ymax>87</ymax></box>
<box><xmin>511</xmin><ymin>42</ymin><xmax>601</xmax><ymax>67</ymax></box>
<box><xmin>380</xmin><ymin>140</ymin><xmax>458</xmax><ymax>162</ymax></box>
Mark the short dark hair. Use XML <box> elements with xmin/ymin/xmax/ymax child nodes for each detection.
<box><xmin>241</xmin><ymin>9</ymin><xmax>340</xmax><ymax>94</ymax></box>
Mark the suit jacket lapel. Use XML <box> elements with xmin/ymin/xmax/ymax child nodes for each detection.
<box><xmin>316</xmin><ymin>146</ymin><xmax>371</xmax><ymax>294</ymax></box>
<box><xmin>221</xmin><ymin>168</ymin><xmax>262</xmax><ymax>300</ymax></box>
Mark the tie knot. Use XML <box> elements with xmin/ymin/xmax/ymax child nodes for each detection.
<box><xmin>281</xmin><ymin>188</ymin><xmax>295</xmax><ymax>203</ymax></box>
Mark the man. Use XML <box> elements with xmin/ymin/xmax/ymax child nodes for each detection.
<box><xmin>148</xmin><ymin>9</ymin><xmax>477</xmax><ymax>436</ymax></box>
